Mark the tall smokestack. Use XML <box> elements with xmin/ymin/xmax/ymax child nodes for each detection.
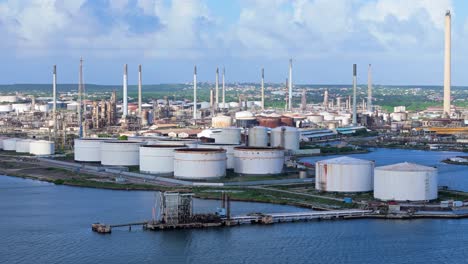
<box><xmin>301</xmin><ymin>89</ymin><xmax>306</xmax><ymax>111</ymax></box>
<box><xmin>138</xmin><ymin>64</ymin><xmax>142</xmax><ymax>118</ymax></box>
<box><xmin>123</xmin><ymin>64</ymin><xmax>128</xmax><ymax>117</ymax></box>
<box><xmin>53</xmin><ymin>65</ymin><xmax>57</xmax><ymax>141</ymax></box>
<box><xmin>78</xmin><ymin>58</ymin><xmax>83</xmax><ymax>138</ymax></box>
<box><xmin>352</xmin><ymin>64</ymin><xmax>357</xmax><ymax>126</ymax></box>
<box><xmin>222</xmin><ymin>67</ymin><xmax>225</xmax><ymax>109</ymax></box>
<box><xmin>367</xmin><ymin>64</ymin><xmax>372</xmax><ymax>113</ymax></box>
<box><xmin>288</xmin><ymin>59</ymin><xmax>293</xmax><ymax>111</ymax></box>
<box><xmin>215</xmin><ymin>67</ymin><xmax>219</xmax><ymax>110</ymax></box>
<box><xmin>323</xmin><ymin>89</ymin><xmax>329</xmax><ymax>108</ymax></box>
<box><xmin>261</xmin><ymin>68</ymin><xmax>265</xmax><ymax>110</ymax></box>
<box><xmin>337</xmin><ymin>97</ymin><xmax>341</xmax><ymax>110</ymax></box>
<box><xmin>443</xmin><ymin>10</ymin><xmax>451</xmax><ymax>117</ymax></box>
<box><xmin>193</xmin><ymin>66</ymin><xmax>197</xmax><ymax>121</ymax></box>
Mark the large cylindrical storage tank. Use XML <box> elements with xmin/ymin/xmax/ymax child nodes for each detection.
<box><xmin>100</xmin><ymin>141</ymin><xmax>142</xmax><ymax>166</ymax></box>
<box><xmin>12</xmin><ymin>103</ymin><xmax>30</xmax><ymax>113</ymax></box>
<box><xmin>212</xmin><ymin>115</ymin><xmax>232</xmax><ymax>128</ymax></box>
<box><xmin>234</xmin><ymin>147</ymin><xmax>284</xmax><ymax>175</ymax></box>
<box><xmin>0</xmin><ymin>137</ymin><xmax>7</xmax><ymax>150</ymax></box>
<box><xmin>0</xmin><ymin>95</ymin><xmax>18</xmax><ymax>103</ymax></box>
<box><xmin>209</xmin><ymin>128</ymin><xmax>241</xmax><ymax>144</ymax></box>
<box><xmin>29</xmin><ymin>140</ymin><xmax>55</xmax><ymax>155</ymax></box>
<box><xmin>74</xmin><ymin>138</ymin><xmax>111</xmax><ymax>162</ymax></box>
<box><xmin>270</xmin><ymin>126</ymin><xmax>300</xmax><ymax>151</ymax></box>
<box><xmin>307</xmin><ymin>115</ymin><xmax>324</xmax><ymax>123</ymax></box>
<box><xmin>139</xmin><ymin>144</ymin><xmax>187</xmax><ymax>175</ymax></box>
<box><xmin>374</xmin><ymin>162</ymin><xmax>438</xmax><ymax>201</ymax></box>
<box><xmin>174</xmin><ymin>148</ymin><xmax>226</xmax><ymax>180</ymax></box>
<box><xmin>3</xmin><ymin>138</ymin><xmax>18</xmax><ymax>151</ymax></box>
<box><xmin>15</xmin><ymin>139</ymin><xmax>34</xmax><ymax>153</ymax></box>
<box><xmin>154</xmin><ymin>138</ymin><xmax>198</xmax><ymax>148</ymax></box>
<box><xmin>197</xmin><ymin>143</ymin><xmax>239</xmax><ymax>169</ymax></box>
<box><xmin>248</xmin><ymin>126</ymin><xmax>269</xmax><ymax>147</ymax></box>
<box><xmin>257</xmin><ymin>117</ymin><xmax>281</xmax><ymax>128</ymax></box>
<box><xmin>0</xmin><ymin>104</ymin><xmax>13</xmax><ymax>112</ymax></box>
<box><xmin>315</xmin><ymin>156</ymin><xmax>374</xmax><ymax>192</ymax></box>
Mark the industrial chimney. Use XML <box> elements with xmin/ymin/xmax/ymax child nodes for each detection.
<box><xmin>215</xmin><ymin>67</ymin><xmax>219</xmax><ymax>111</ymax></box>
<box><xmin>443</xmin><ymin>10</ymin><xmax>451</xmax><ymax>117</ymax></box>
<box><xmin>52</xmin><ymin>65</ymin><xmax>57</xmax><ymax>141</ymax></box>
<box><xmin>261</xmin><ymin>68</ymin><xmax>265</xmax><ymax>111</ymax></box>
<box><xmin>367</xmin><ymin>64</ymin><xmax>372</xmax><ymax>113</ymax></box>
<box><xmin>352</xmin><ymin>64</ymin><xmax>357</xmax><ymax>126</ymax></box>
<box><xmin>193</xmin><ymin>65</ymin><xmax>197</xmax><ymax>121</ymax></box>
<box><xmin>138</xmin><ymin>64</ymin><xmax>142</xmax><ymax>118</ymax></box>
<box><xmin>222</xmin><ymin>67</ymin><xmax>226</xmax><ymax>109</ymax></box>
<box><xmin>123</xmin><ymin>64</ymin><xmax>128</xmax><ymax>117</ymax></box>
<box><xmin>78</xmin><ymin>58</ymin><xmax>84</xmax><ymax>138</ymax></box>
<box><xmin>288</xmin><ymin>59</ymin><xmax>293</xmax><ymax>111</ymax></box>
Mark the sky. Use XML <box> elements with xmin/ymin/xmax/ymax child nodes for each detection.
<box><xmin>1</xmin><ymin>0</ymin><xmax>468</xmax><ymax>85</ymax></box>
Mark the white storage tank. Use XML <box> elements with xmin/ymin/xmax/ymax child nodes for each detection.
<box><xmin>315</xmin><ymin>156</ymin><xmax>374</xmax><ymax>192</ymax></box>
<box><xmin>212</xmin><ymin>115</ymin><xmax>232</xmax><ymax>128</ymax></box>
<box><xmin>198</xmin><ymin>128</ymin><xmax>241</xmax><ymax>145</ymax></box>
<box><xmin>307</xmin><ymin>114</ymin><xmax>324</xmax><ymax>123</ymax></box>
<box><xmin>234</xmin><ymin>147</ymin><xmax>284</xmax><ymax>175</ymax></box>
<box><xmin>374</xmin><ymin>162</ymin><xmax>438</xmax><ymax>201</ymax></box>
<box><xmin>16</xmin><ymin>139</ymin><xmax>34</xmax><ymax>153</ymax></box>
<box><xmin>174</xmin><ymin>148</ymin><xmax>226</xmax><ymax>180</ymax></box>
<box><xmin>0</xmin><ymin>104</ymin><xmax>12</xmax><ymax>112</ymax></box>
<box><xmin>270</xmin><ymin>126</ymin><xmax>300</xmax><ymax>151</ymax></box>
<box><xmin>248</xmin><ymin>126</ymin><xmax>269</xmax><ymax>147</ymax></box>
<box><xmin>74</xmin><ymin>138</ymin><xmax>112</xmax><ymax>162</ymax></box>
<box><xmin>100</xmin><ymin>141</ymin><xmax>142</xmax><ymax>166</ymax></box>
<box><xmin>29</xmin><ymin>140</ymin><xmax>55</xmax><ymax>155</ymax></box>
<box><xmin>155</xmin><ymin>138</ymin><xmax>198</xmax><ymax>148</ymax></box>
<box><xmin>139</xmin><ymin>144</ymin><xmax>187</xmax><ymax>175</ymax></box>
<box><xmin>12</xmin><ymin>103</ymin><xmax>30</xmax><ymax>113</ymax></box>
<box><xmin>0</xmin><ymin>137</ymin><xmax>7</xmax><ymax>150</ymax></box>
<box><xmin>3</xmin><ymin>138</ymin><xmax>18</xmax><ymax>151</ymax></box>
<box><xmin>197</xmin><ymin>143</ymin><xmax>240</xmax><ymax>169</ymax></box>
<box><xmin>0</xmin><ymin>95</ymin><xmax>18</xmax><ymax>103</ymax></box>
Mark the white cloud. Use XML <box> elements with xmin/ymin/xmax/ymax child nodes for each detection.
<box><xmin>0</xmin><ymin>0</ymin><xmax>460</xmax><ymax>61</ymax></box>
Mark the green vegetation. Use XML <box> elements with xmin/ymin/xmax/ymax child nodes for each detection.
<box><xmin>117</xmin><ymin>135</ymin><xmax>128</xmax><ymax>140</ymax></box>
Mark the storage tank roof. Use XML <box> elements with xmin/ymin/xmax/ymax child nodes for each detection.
<box><xmin>272</xmin><ymin>126</ymin><xmax>299</xmax><ymax>132</ymax></box>
<box><xmin>318</xmin><ymin>156</ymin><xmax>373</xmax><ymax>165</ymax></box>
<box><xmin>376</xmin><ymin>162</ymin><xmax>436</xmax><ymax>172</ymax></box>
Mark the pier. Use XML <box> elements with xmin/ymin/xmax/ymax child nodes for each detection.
<box><xmin>92</xmin><ymin>209</ymin><xmax>372</xmax><ymax>233</ymax></box>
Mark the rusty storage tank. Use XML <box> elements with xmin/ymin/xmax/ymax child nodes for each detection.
<box><xmin>270</xmin><ymin>126</ymin><xmax>300</xmax><ymax>151</ymax></box>
<box><xmin>174</xmin><ymin>148</ymin><xmax>227</xmax><ymax>180</ymax></box>
<box><xmin>257</xmin><ymin>116</ymin><xmax>281</xmax><ymax>128</ymax></box>
<box><xmin>234</xmin><ymin>146</ymin><xmax>284</xmax><ymax>175</ymax></box>
<box><xmin>212</xmin><ymin>115</ymin><xmax>232</xmax><ymax>128</ymax></box>
<box><xmin>315</xmin><ymin>156</ymin><xmax>374</xmax><ymax>192</ymax></box>
<box><xmin>280</xmin><ymin>116</ymin><xmax>294</xmax><ymax>127</ymax></box>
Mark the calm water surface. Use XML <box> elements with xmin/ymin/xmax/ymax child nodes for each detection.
<box><xmin>1</xmin><ymin>148</ymin><xmax>468</xmax><ymax>264</ymax></box>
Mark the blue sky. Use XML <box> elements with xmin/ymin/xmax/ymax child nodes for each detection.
<box><xmin>1</xmin><ymin>0</ymin><xmax>468</xmax><ymax>85</ymax></box>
